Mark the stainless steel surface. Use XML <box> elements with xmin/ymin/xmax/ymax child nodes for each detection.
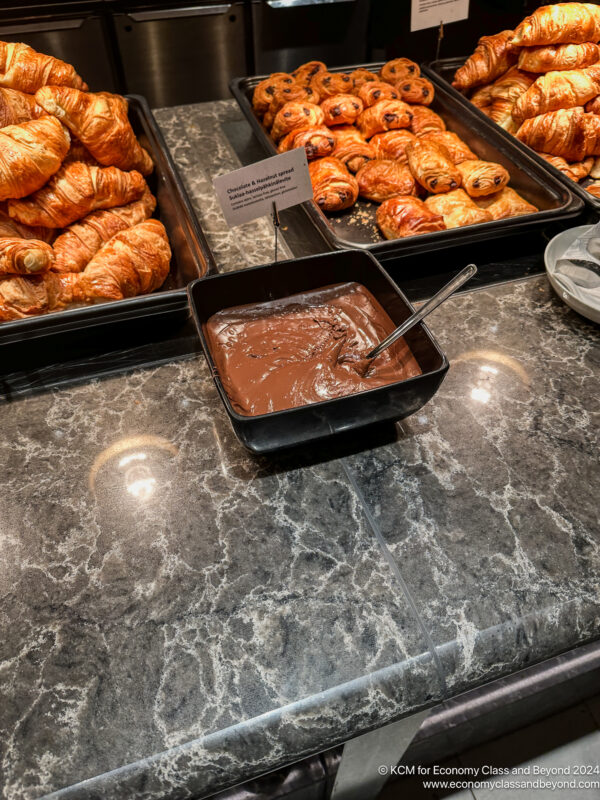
<box><xmin>115</xmin><ymin>2</ymin><xmax>247</xmax><ymax>105</ymax></box>
<box><xmin>0</xmin><ymin>17</ymin><xmax>84</xmax><ymax>33</ymax></box>
<box><xmin>366</xmin><ymin>264</ymin><xmax>477</xmax><ymax>360</ymax></box>
<box><xmin>267</xmin><ymin>0</ymin><xmax>354</xmax><ymax>6</ymax></box>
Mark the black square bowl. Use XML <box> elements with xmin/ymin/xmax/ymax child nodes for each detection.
<box><xmin>188</xmin><ymin>250</ymin><xmax>449</xmax><ymax>453</ymax></box>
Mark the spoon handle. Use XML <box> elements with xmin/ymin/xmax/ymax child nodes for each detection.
<box><xmin>366</xmin><ymin>263</ymin><xmax>477</xmax><ymax>361</ymax></box>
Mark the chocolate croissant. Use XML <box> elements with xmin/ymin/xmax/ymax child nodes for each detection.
<box><xmin>277</xmin><ymin>126</ymin><xmax>336</xmax><ymax>160</ymax></box>
<box><xmin>320</xmin><ymin>93</ymin><xmax>363</xmax><ymax>126</ymax></box>
<box><xmin>263</xmin><ymin>83</ymin><xmax>321</xmax><ymax>128</ymax></box>
<box><xmin>311</xmin><ymin>72</ymin><xmax>353</xmax><ymax>99</ymax></box>
<box><xmin>379</xmin><ymin>58</ymin><xmax>420</xmax><ymax>83</ymax></box>
<box><xmin>456</xmin><ymin>159</ymin><xmax>510</xmax><ymax>197</ymax></box>
<box><xmin>406</xmin><ymin>140</ymin><xmax>461</xmax><ymax>193</ymax></box>
<box><xmin>309</xmin><ymin>157</ymin><xmax>358</xmax><ymax>211</ymax></box>
<box><xmin>518</xmin><ymin>42</ymin><xmax>600</xmax><ymax>73</ymax></box>
<box><xmin>0</xmin><ymin>237</ymin><xmax>54</xmax><ymax>275</ymax></box>
<box><xmin>271</xmin><ymin>101</ymin><xmax>325</xmax><ymax>141</ymax></box>
<box><xmin>356</xmin><ymin>159</ymin><xmax>418</xmax><ymax>202</ymax></box>
<box><xmin>376</xmin><ymin>195</ymin><xmax>445</xmax><ymax>239</ymax></box>
<box><xmin>453</xmin><ymin>31</ymin><xmax>517</xmax><ymax>91</ymax></box>
<box><xmin>350</xmin><ymin>69</ymin><xmax>378</xmax><ymax>93</ymax></box>
<box><xmin>474</xmin><ymin>186</ymin><xmax>538</xmax><ymax>219</ymax></box>
<box><xmin>425</xmin><ymin>189</ymin><xmax>493</xmax><ymax>228</ymax></box>
<box><xmin>410</xmin><ymin>106</ymin><xmax>446</xmax><ymax>137</ymax></box>
<box><xmin>511</xmin><ymin>3</ymin><xmax>600</xmax><ymax>47</ymax></box>
<box><xmin>252</xmin><ymin>73</ymin><xmax>294</xmax><ymax>115</ymax></box>
<box><xmin>293</xmin><ymin>61</ymin><xmax>327</xmax><ymax>86</ymax></box>
<box><xmin>512</xmin><ymin>66</ymin><xmax>600</xmax><ymax>123</ymax></box>
<box><xmin>356</xmin><ymin>99</ymin><xmax>413</xmax><ymax>138</ymax></box>
<box><xmin>358</xmin><ymin>81</ymin><xmax>400</xmax><ymax>107</ymax></box>
<box><xmin>0</xmin><ymin>41</ymin><xmax>87</xmax><ymax>93</ymax></box>
<box><xmin>331</xmin><ymin>126</ymin><xmax>375</xmax><ymax>172</ymax></box>
<box><xmin>538</xmin><ymin>153</ymin><xmax>593</xmax><ymax>181</ymax></box>
<box><xmin>419</xmin><ymin>131</ymin><xmax>477</xmax><ymax>164</ymax></box>
<box><xmin>370</xmin><ymin>130</ymin><xmax>416</xmax><ymax>163</ymax></box>
<box><xmin>394</xmin><ymin>77</ymin><xmax>434</xmax><ymax>106</ymax></box>
<box><xmin>0</xmin><ymin>115</ymin><xmax>70</xmax><ymax>201</ymax></box>
<box><xmin>515</xmin><ymin>106</ymin><xmax>600</xmax><ymax>160</ymax></box>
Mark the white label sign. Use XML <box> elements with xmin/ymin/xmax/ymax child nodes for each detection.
<box><xmin>410</xmin><ymin>0</ymin><xmax>469</xmax><ymax>32</ymax></box>
<box><xmin>213</xmin><ymin>148</ymin><xmax>313</xmax><ymax>227</ymax></box>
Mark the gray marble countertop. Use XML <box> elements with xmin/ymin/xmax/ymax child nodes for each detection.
<box><xmin>1</xmin><ymin>100</ymin><xmax>599</xmax><ymax>800</ymax></box>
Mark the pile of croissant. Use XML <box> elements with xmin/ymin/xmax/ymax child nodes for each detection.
<box><xmin>453</xmin><ymin>2</ymin><xmax>600</xmax><ymax>198</ymax></box>
<box><xmin>252</xmin><ymin>58</ymin><xmax>538</xmax><ymax>239</ymax></box>
<box><xmin>0</xmin><ymin>40</ymin><xmax>171</xmax><ymax>322</ymax></box>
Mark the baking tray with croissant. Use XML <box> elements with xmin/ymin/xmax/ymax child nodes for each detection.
<box><xmin>231</xmin><ymin>61</ymin><xmax>582</xmax><ymax>260</ymax></box>
<box><xmin>0</xmin><ymin>41</ymin><xmax>215</xmax><ymax>346</ymax></box>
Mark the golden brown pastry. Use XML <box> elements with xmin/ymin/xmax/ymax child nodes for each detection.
<box><xmin>585</xmin><ymin>95</ymin><xmax>600</xmax><ymax>113</ymax></box>
<box><xmin>0</xmin><ymin>116</ymin><xmax>70</xmax><ymax>201</ymax></box>
<box><xmin>512</xmin><ymin>66</ymin><xmax>600</xmax><ymax>122</ymax></box>
<box><xmin>293</xmin><ymin>61</ymin><xmax>327</xmax><ymax>86</ymax></box>
<box><xmin>410</xmin><ymin>106</ymin><xmax>446</xmax><ymax>136</ymax></box>
<box><xmin>425</xmin><ymin>189</ymin><xmax>493</xmax><ymax>228</ymax></box>
<box><xmin>309</xmin><ymin>157</ymin><xmax>358</xmax><ymax>211</ymax></box>
<box><xmin>475</xmin><ymin>186</ymin><xmax>538</xmax><ymax>219</ymax></box>
<box><xmin>470</xmin><ymin>84</ymin><xmax>494</xmax><ymax>108</ymax></box>
<box><xmin>277</xmin><ymin>126</ymin><xmax>336</xmax><ymax>159</ymax></box>
<box><xmin>0</xmin><ymin>208</ymin><xmax>52</xmax><ymax>241</ymax></box>
<box><xmin>0</xmin><ymin>41</ymin><xmax>87</xmax><ymax>93</ymax></box>
<box><xmin>420</xmin><ymin>131</ymin><xmax>477</xmax><ymax>164</ymax></box>
<box><xmin>515</xmin><ymin>106</ymin><xmax>600</xmax><ymax>160</ymax></box>
<box><xmin>271</xmin><ymin>101</ymin><xmax>325</xmax><ymax>141</ymax></box>
<box><xmin>320</xmin><ymin>93</ymin><xmax>363</xmax><ymax>126</ymax></box>
<box><xmin>456</xmin><ymin>159</ymin><xmax>510</xmax><ymax>196</ymax></box>
<box><xmin>64</xmin><ymin>138</ymin><xmax>99</xmax><ymax>165</ymax></box>
<box><xmin>379</xmin><ymin>58</ymin><xmax>420</xmax><ymax>83</ymax></box>
<box><xmin>0</xmin><ymin>87</ymin><xmax>43</xmax><ymax>127</ymax></box>
<box><xmin>394</xmin><ymin>77</ymin><xmax>434</xmax><ymax>106</ymax></box>
<box><xmin>376</xmin><ymin>195</ymin><xmax>445</xmax><ymax>239</ymax></box>
<box><xmin>356</xmin><ymin>99</ymin><xmax>413</xmax><ymax>138</ymax></box>
<box><xmin>358</xmin><ymin>81</ymin><xmax>400</xmax><ymax>107</ymax></box>
<box><xmin>489</xmin><ymin>67</ymin><xmax>536</xmax><ymax>103</ymax></box>
<box><xmin>0</xmin><ymin>237</ymin><xmax>54</xmax><ymax>275</ymax></box>
<box><xmin>406</xmin><ymin>140</ymin><xmax>461</xmax><ymax>193</ymax></box>
<box><xmin>35</xmin><ymin>87</ymin><xmax>153</xmax><ymax>175</ymax></box>
<box><xmin>252</xmin><ymin>73</ymin><xmax>294</xmax><ymax>115</ymax></box>
<box><xmin>356</xmin><ymin>159</ymin><xmax>418</xmax><ymax>202</ymax></box>
<box><xmin>453</xmin><ymin>31</ymin><xmax>517</xmax><ymax>91</ymax></box>
<box><xmin>590</xmin><ymin>157</ymin><xmax>600</xmax><ymax>178</ymax></box>
<box><xmin>262</xmin><ymin>83</ymin><xmax>321</xmax><ymax>128</ymax></box>
<box><xmin>311</xmin><ymin>71</ymin><xmax>353</xmax><ymax>99</ymax></box>
<box><xmin>350</xmin><ymin>69</ymin><xmax>378</xmax><ymax>93</ymax></box>
<box><xmin>518</xmin><ymin>42</ymin><xmax>600</xmax><ymax>73</ymax></box>
<box><xmin>538</xmin><ymin>153</ymin><xmax>594</xmax><ymax>181</ymax></box>
<box><xmin>585</xmin><ymin>181</ymin><xmax>600</xmax><ymax>197</ymax></box>
<box><xmin>52</xmin><ymin>190</ymin><xmax>156</xmax><ymax>273</ymax></box>
<box><xmin>8</xmin><ymin>162</ymin><xmax>146</xmax><ymax>228</ymax></box>
<box><xmin>511</xmin><ymin>4</ymin><xmax>600</xmax><ymax>47</ymax></box>
<box><xmin>370</xmin><ymin>130</ymin><xmax>416</xmax><ymax>163</ymax></box>
<box><xmin>330</xmin><ymin>126</ymin><xmax>375</xmax><ymax>172</ymax></box>
<box><xmin>487</xmin><ymin>97</ymin><xmax>517</xmax><ymax>129</ymax></box>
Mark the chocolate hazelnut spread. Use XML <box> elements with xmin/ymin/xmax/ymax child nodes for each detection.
<box><xmin>205</xmin><ymin>282</ymin><xmax>421</xmax><ymax>416</ymax></box>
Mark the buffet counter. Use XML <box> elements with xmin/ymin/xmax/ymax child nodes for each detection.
<box><xmin>2</xmin><ymin>99</ymin><xmax>599</xmax><ymax>800</ymax></box>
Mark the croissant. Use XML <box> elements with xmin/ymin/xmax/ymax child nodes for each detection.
<box><xmin>474</xmin><ymin>186</ymin><xmax>538</xmax><ymax>219</ymax></box>
<box><xmin>511</xmin><ymin>3</ymin><xmax>600</xmax><ymax>47</ymax></box>
<box><xmin>470</xmin><ymin>84</ymin><xmax>494</xmax><ymax>108</ymax></box>
<box><xmin>311</xmin><ymin>72</ymin><xmax>353</xmax><ymax>99</ymax></box>
<box><xmin>0</xmin><ymin>271</ymin><xmax>74</xmax><ymax>320</ymax></box>
<box><xmin>270</xmin><ymin>101</ymin><xmax>324</xmax><ymax>140</ymax></box>
<box><xmin>487</xmin><ymin>97</ymin><xmax>517</xmax><ymax>129</ymax></box>
<box><xmin>518</xmin><ymin>42</ymin><xmax>600</xmax><ymax>73</ymax></box>
<box><xmin>406</xmin><ymin>139</ymin><xmax>461</xmax><ymax>193</ymax></box>
<box><xmin>0</xmin><ymin>116</ymin><xmax>70</xmax><ymax>201</ymax></box>
<box><xmin>8</xmin><ymin>162</ymin><xmax>146</xmax><ymax>227</ymax></box>
<box><xmin>410</xmin><ymin>106</ymin><xmax>446</xmax><ymax>137</ymax></box>
<box><xmin>379</xmin><ymin>58</ymin><xmax>420</xmax><ymax>83</ymax></box>
<box><xmin>320</xmin><ymin>93</ymin><xmax>363</xmax><ymax>126</ymax></box>
<box><xmin>277</xmin><ymin>126</ymin><xmax>336</xmax><ymax>159</ymax></box>
<box><xmin>425</xmin><ymin>189</ymin><xmax>493</xmax><ymax>228</ymax></box>
<box><xmin>376</xmin><ymin>195</ymin><xmax>445</xmax><ymax>239</ymax></box>
<box><xmin>0</xmin><ymin>208</ymin><xmax>53</xmax><ymax>241</ymax></box>
<box><xmin>35</xmin><ymin>87</ymin><xmax>153</xmax><ymax>175</ymax></box>
<box><xmin>0</xmin><ymin>87</ymin><xmax>43</xmax><ymax>127</ymax></box>
<box><xmin>330</xmin><ymin>125</ymin><xmax>375</xmax><ymax>172</ymax></box>
<box><xmin>356</xmin><ymin>159</ymin><xmax>418</xmax><ymax>202</ymax></box>
<box><xmin>262</xmin><ymin>84</ymin><xmax>320</xmax><ymax>128</ymax></box>
<box><xmin>309</xmin><ymin>157</ymin><xmax>358</xmax><ymax>211</ymax></box>
<box><xmin>591</xmin><ymin>157</ymin><xmax>600</xmax><ymax>178</ymax></box>
<box><xmin>419</xmin><ymin>131</ymin><xmax>477</xmax><ymax>164</ymax></box>
<box><xmin>252</xmin><ymin>73</ymin><xmax>294</xmax><ymax>115</ymax></box>
<box><xmin>515</xmin><ymin>106</ymin><xmax>600</xmax><ymax>160</ymax></box>
<box><xmin>350</xmin><ymin>69</ymin><xmax>378</xmax><ymax>93</ymax></box>
<box><xmin>394</xmin><ymin>77</ymin><xmax>434</xmax><ymax>106</ymax></box>
<box><xmin>358</xmin><ymin>81</ymin><xmax>400</xmax><ymax>107</ymax></box>
<box><xmin>489</xmin><ymin>67</ymin><xmax>536</xmax><ymax>103</ymax></box>
<box><xmin>585</xmin><ymin>95</ymin><xmax>600</xmax><ymax>113</ymax></box>
<box><xmin>456</xmin><ymin>159</ymin><xmax>510</xmax><ymax>196</ymax></box>
<box><xmin>0</xmin><ymin>237</ymin><xmax>54</xmax><ymax>275</ymax></box>
<box><xmin>0</xmin><ymin>41</ymin><xmax>87</xmax><ymax>94</ymax></box>
<box><xmin>512</xmin><ymin>66</ymin><xmax>600</xmax><ymax>122</ymax></box>
<box><xmin>356</xmin><ymin>99</ymin><xmax>413</xmax><ymax>138</ymax></box>
<box><xmin>293</xmin><ymin>61</ymin><xmax>327</xmax><ymax>86</ymax></box>
<box><xmin>538</xmin><ymin>152</ymin><xmax>593</xmax><ymax>181</ymax></box>
<box><xmin>52</xmin><ymin>189</ymin><xmax>156</xmax><ymax>273</ymax></box>
<box><xmin>370</xmin><ymin>130</ymin><xmax>416</xmax><ymax>163</ymax></box>
<box><xmin>453</xmin><ymin>31</ymin><xmax>517</xmax><ymax>91</ymax></box>
<box><xmin>64</xmin><ymin>138</ymin><xmax>98</xmax><ymax>165</ymax></box>
<box><xmin>585</xmin><ymin>181</ymin><xmax>600</xmax><ymax>197</ymax></box>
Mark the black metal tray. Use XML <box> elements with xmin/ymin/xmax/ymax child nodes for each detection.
<box><xmin>0</xmin><ymin>94</ymin><xmax>216</xmax><ymax>349</ymax></box>
<box><xmin>425</xmin><ymin>58</ymin><xmax>600</xmax><ymax>213</ymax></box>
<box><xmin>230</xmin><ymin>62</ymin><xmax>583</xmax><ymax>261</ymax></box>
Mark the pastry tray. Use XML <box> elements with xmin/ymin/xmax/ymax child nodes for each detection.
<box><xmin>0</xmin><ymin>94</ymin><xmax>216</xmax><ymax>349</ymax></box>
<box><xmin>425</xmin><ymin>58</ymin><xmax>600</xmax><ymax>212</ymax></box>
<box><xmin>230</xmin><ymin>62</ymin><xmax>583</xmax><ymax>261</ymax></box>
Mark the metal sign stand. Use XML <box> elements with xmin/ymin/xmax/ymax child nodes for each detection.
<box><xmin>272</xmin><ymin>201</ymin><xmax>280</xmax><ymax>263</ymax></box>
<box><xmin>435</xmin><ymin>21</ymin><xmax>444</xmax><ymax>61</ymax></box>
